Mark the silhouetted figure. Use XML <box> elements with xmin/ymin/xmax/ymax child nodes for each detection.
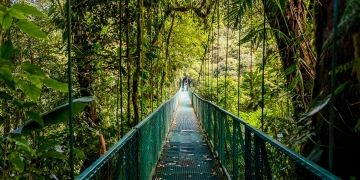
<box><xmin>182</xmin><ymin>77</ymin><xmax>189</xmax><ymax>91</ymax></box>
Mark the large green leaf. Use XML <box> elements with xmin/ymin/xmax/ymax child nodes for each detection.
<box><xmin>26</xmin><ymin>111</ymin><xmax>44</xmax><ymax>127</ymax></box>
<box><xmin>16</xmin><ymin>19</ymin><xmax>46</xmax><ymax>39</ymax></box>
<box><xmin>11</xmin><ymin>97</ymin><xmax>94</xmax><ymax>135</ymax></box>
<box><xmin>0</xmin><ymin>65</ymin><xmax>15</xmax><ymax>89</ymax></box>
<box><xmin>299</xmin><ymin>95</ymin><xmax>331</xmax><ymax>122</ymax></box>
<box><xmin>27</xmin><ymin>74</ymin><xmax>43</xmax><ymax>88</ymax></box>
<box><xmin>2</xmin><ymin>14</ymin><xmax>12</xmax><ymax>30</ymax></box>
<box><xmin>9</xmin><ymin>8</ymin><xmax>26</xmax><ymax>19</ymax></box>
<box><xmin>299</xmin><ymin>82</ymin><xmax>349</xmax><ymax>121</ymax></box>
<box><xmin>16</xmin><ymin>79</ymin><xmax>41</xmax><ymax>101</ymax></box>
<box><xmin>21</xmin><ymin>62</ymin><xmax>46</xmax><ymax>77</ymax></box>
<box><xmin>11</xmin><ymin>3</ymin><xmax>45</xmax><ymax>17</ymax></box>
<box><xmin>0</xmin><ymin>14</ymin><xmax>4</xmax><ymax>25</ymax></box>
<box><xmin>0</xmin><ymin>40</ymin><xmax>15</xmax><ymax>59</ymax></box>
<box><xmin>43</xmin><ymin>78</ymin><xmax>68</xmax><ymax>92</ymax></box>
<box><xmin>11</xmin><ymin>138</ymin><xmax>34</xmax><ymax>155</ymax></box>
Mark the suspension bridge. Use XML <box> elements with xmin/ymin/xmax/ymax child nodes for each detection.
<box><xmin>76</xmin><ymin>90</ymin><xmax>339</xmax><ymax>180</ymax></box>
<box><xmin>58</xmin><ymin>0</ymin><xmax>344</xmax><ymax>178</ymax></box>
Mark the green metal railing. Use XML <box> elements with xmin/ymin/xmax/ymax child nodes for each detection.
<box><xmin>190</xmin><ymin>91</ymin><xmax>340</xmax><ymax>180</ymax></box>
<box><xmin>77</xmin><ymin>92</ymin><xmax>179</xmax><ymax>180</ymax></box>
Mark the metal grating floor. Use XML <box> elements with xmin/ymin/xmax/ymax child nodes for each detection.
<box><xmin>152</xmin><ymin>92</ymin><xmax>224</xmax><ymax>180</ymax></box>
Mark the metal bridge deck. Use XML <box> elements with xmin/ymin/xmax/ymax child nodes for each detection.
<box><xmin>153</xmin><ymin>92</ymin><xmax>223</xmax><ymax>180</ymax></box>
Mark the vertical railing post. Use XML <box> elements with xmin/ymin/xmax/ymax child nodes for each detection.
<box><xmin>206</xmin><ymin>103</ymin><xmax>210</xmax><ymax>132</ymax></box>
<box><xmin>198</xmin><ymin>97</ymin><xmax>200</xmax><ymax>118</ymax></box>
<box><xmin>214</xmin><ymin>109</ymin><xmax>219</xmax><ymax>154</ymax></box>
<box><xmin>225</xmin><ymin>116</ymin><xmax>232</xmax><ymax>170</ymax></box>
<box><xmin>260</xmin><ymin>141</ymin><xmax>272</xmax><ymax>179</ymax></box>
<box><xmin>245</xmin><ymin>127</ymin><xmax>252</xmax><ymax>180</ymax></box>
<box><xmin>202</xmin><ymin>99</ymin><xmax>205</xmax><ymax>124</ymax></box>
<box><xmin>219</xmin><ymin>112</ymin><xmax>225</xmax><ymax>164</ymax></box>
<box><xmin>209</xmin><ymin>105</ymin><xmax>214</xmax><ymax>140</ymax></box>
<box><xmin>204</xmin><ymin>101</ymin><xmax>207</xmax><ymax>131</ymax></box>
<box><xmin>135</xmin><ymin>130</ymin><xmax>140</xmax><ymax>180</ymax></box>
<box><xmin>233</xmin><ymin>120</ymin><xmax>239</xmax><ymax>179</ymax></box>
<box><xmin>254</xmin><ymin>137</ymin><xmax>261</xmax><ymax>180</ymax></box>
<box><xmin>114</xmin><ymin>150</ymin><xmax>123</xmax><ymax>179</ymax></box>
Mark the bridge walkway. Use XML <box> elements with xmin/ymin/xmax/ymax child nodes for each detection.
<box><xmin>153</xmin><ymin>92</ymin><xmax>224</xmax><ymax>179</ymax></box>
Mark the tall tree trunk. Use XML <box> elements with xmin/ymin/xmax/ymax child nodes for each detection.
<box><xmin>301</xmin><ymin>0</ymin><xmax>360</xmax><ymax>178</ymax></box>
<box><xmin>265</xmin><ymin>0</ymin><xmax>315</xmax><ymax>116</ymax></box>
<box><xmin>125</xmin><ymin>0</ymin><xmax>132</xmax><ymax>126</ymax></box>
<box><xmin>72</xmin><ymin>4</ymin><xmax>98</xmax><ymax>127</ymax></box>
<box><xmin>160</xmin><ymin>13</ymin><xmax>175</xmax><ymax>103</ymax></box>
<box><xmin>71</xmin><ymin>0</ymin><xmax>103</xmax><ymax>171</ymax></box>
<box><xmin>132</xmin><ymin>0</ymin><xmax>143</xmax><ymax>124</ymax></box>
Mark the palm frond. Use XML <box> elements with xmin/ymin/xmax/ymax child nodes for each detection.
<box><xmin>240</xmin><ymin>24</ymin><xmax>291</xmax><ymax>46</ymax></box>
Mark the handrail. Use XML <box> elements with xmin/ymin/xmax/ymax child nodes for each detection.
<box><xmin>77</xmin><ymin>91</ymin><xmax>179</xmax><ymax>180</ymax></box>
<box><xmin>190</xmin><ymin>90</ymin><xmax>340</xmax><ymax>180</ymax></box>
<box><xmin>76</xmin><ymin>128</ymin><xmax>137</xmax><ymax>179</ymax></box>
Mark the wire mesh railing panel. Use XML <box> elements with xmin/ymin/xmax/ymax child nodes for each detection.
<box><xmin>77</xmin><ymin>92</ymin><xmax>178</xmax><ymax>180</ymax></box>
<box><xmin>76</xmin><ymin>129</ymin><xmax>139</xmax><ymax>180</ymax></box>
<box><xmin>190</xmin><ymin>91</ymin><xmax>339</xmax><ymax>180</ymax></box>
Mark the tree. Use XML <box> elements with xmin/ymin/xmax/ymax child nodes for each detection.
<box><xmin>231</xmin><ymin>0</ymin><xmax>315</xmax><ymax>115</ymax></box>
<box><xmin>302</xmin><ymin>0</ymin><xmax>360</xmax><ymax>178</ymax></box>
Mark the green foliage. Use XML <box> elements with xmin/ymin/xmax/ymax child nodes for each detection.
<box><xmin>11</xmin><ymin>3</ymin><xmax>46</xmax><ymax>17</ymax></box>
<box><xmin>0</xmin><ymin>3</ymin><xmax>46</xmax><ymax>39</ymax></box>
<box><xmin>2</xmin><ymin>0</ymin><xmax>356</xmax><ymax>178</ymax></box>
<box><xmin>299</xmin><ymin>95</ymin><xmax>330</xmax><ymax>122</ymax></box>
<box><xmin>16</xmin><ymin>19</ymin><xmax>47</xmax><ymax>39</ymax></box>
<box><xmin>42</xmin><ymin>78</ymin><xmax>68</xmax><ymax>92</ymax></box>
<box><xmin>9</xmin><ymin>152</ymin><xmax>25</xmax><ymax>172</ymax></box>
<box><xmin>12</xmin><ymin>97</ymin><xmax>94</xmax><ymax>135</ymax></box>
<box><xmin>0</xmin><ymin>2</ymin><xmax>83</xmax><ymax>178</ymax></box>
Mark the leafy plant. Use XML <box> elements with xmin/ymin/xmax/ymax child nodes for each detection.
<box><xmin>11</xmin><ymin>97</ymin><xmax>94</xmax><ymax>135</ymax></box>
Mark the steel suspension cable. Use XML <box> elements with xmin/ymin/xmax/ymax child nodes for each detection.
<box><xmin>149</xmin><ymin>9</ymin><xmax>154</xmax><ymax>111</ymax></box>
<box><xmin>140</xmin><ymin>26</ymin><xmax>143</xmax><ymax>121</ymax></box>
<box><xmin>205</xmin><ymin>26</ymin><xmax>211</xmax><ymax>94</ymax></box>
<box><xmin>116</xmin><ymin>64</ymin><xmax>119</xmax><ymax>138</ymax></box>
<box><xmin>216</xmin><ymin>0</ymin><xmax>220</xmax><ymax>104</ymax></box>
<box><xmin>250</xmin><ymin>7</ymin><xmax>253</xmax><ymax>108</ymax></box>
<box><xmin>211</xmin><ymin>11</ymin><xmax>215</xmax><ymax>100</ymax></box>
<box><xmin>261</xmin><ymin>0</ymin><xmax>267</xmax><ymax>132</ymax></box>
<box><xmin>202</xmin><ymin>50</ymin><xmax>205</xmax><ymax>91</ymax></box>
<box><xmin>208</xmin><ymin>13</ymin><xmax>215</xmax><ymax>98</ymax></box>
<box><xmin>329</xmin><ymin>0</ymin><xmax>339</xmax><ymax>171</ymax></box>
<box><xmin>224</xmin><ymin>0</ymin><xmax>230</xmax><ymax>109</ymax></box>
<box><xmin>206</xmin><ymin>29</ymin><xmax>209</xmax><ymax>95</ymax></box>
<box><xmin>119</xmin><ymin>0</ymin><xmax>124</xmax><ymax>137</ymax></box>
<box><xmin>237</xmin><ymin>14</ymin><xmax>242</xmax><ymax>117</ymax></box>
<box><xmin>207</xmin><ymin>40</ymin><xmax>210</xmax><ymax>95</ymax></box>
<box><xmin>208</xmin><ymin>31</ymin><xmax>210</xmax><ymax>96</ymax></box>
<box><xmin>66</xmin><ymin>0</ymin><xmax>74</xmax><ymax>178</ymax></box>
<box><xmin>203</xmin><ymin>48</ymin><xmax>205</xmax><ymax>91</ymax></box>
<box><xmin>160</xmin><ymin>9</ymin><xmax>164</xmax><ymax>103</ymax></box>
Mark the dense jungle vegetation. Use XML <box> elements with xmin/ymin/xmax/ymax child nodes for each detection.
<box><xmin>0</xmin><ymin>0</ymin><xmax>359</xmax><ymax>179</ymax></box>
